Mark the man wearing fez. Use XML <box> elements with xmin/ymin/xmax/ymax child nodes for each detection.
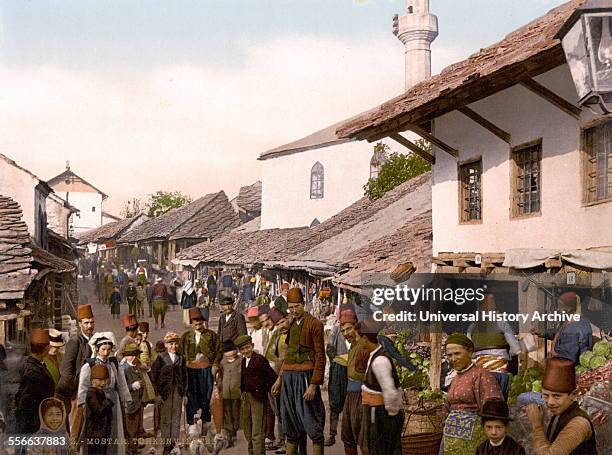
<box><xmin>360</xmin><ymin>318</ymin><xmax>404</xmax><ymax>455</ymax></box>
<box><xmin>117</xmin><ymin>314</ymin><xmax>139</xmax><ymax>362</ymax></box>
<box><xmin>340</xmin><ymin>306</ymin><xmax>374</xmax><ymax>455</ymax></box>
<box><xmin>324</xmin><ymin>304</ymin><xmax>353</xmax><ymax>447</ymax></box>
<box><xmin>180</xmin><ymin>306</ymin><xmax>221</xmax><ymax>437</ymax></box>
<box><xmin>526</xmin><ymin>357</ymin><xmax>598</xmax><ymax>454</ymax></box>
<box><xmin>57</xmin><ymin>304</ymin><xmax>95</xmax><ymax>430</ymax></box>
<box><xmin>218</xmin><ymin>296</ymin><xmax>247</xmax><ymax>343</ymax></box>
<box><xmin>272</xmin><ymin>288</ymin><xmax>326</xmax><ymax>455</ymax></box>
<box><xmin>15</xmin><ymin>328</ymin><xmax>55</xmax><ymax>434</ymax></box>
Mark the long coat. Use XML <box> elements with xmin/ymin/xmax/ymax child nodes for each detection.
<box><xmin>57</xmin><ymin>333</ymin><xmax>92</xmax><ymax>401</ymax></box>
<box><xmin>151</xmin><ymin>352</ymin><xmax>187</xmax><ymax>440</ymax></box>
<box><xmin>217</xmin><ymin>312</ymin><xmax>247</xmax><ymax>343</ymax></box>
<box><xmin>122</xmin><ymin>362</ymin><xmax>144</xmax><ymax>415</ymax></box>
<box><xmin>15</xmin><ymin>356</ymin><xmax>55</xmax><ymax>433</ymax></box>
<box><xmin>285</xmin><ymin>312</ymin><xmax>326</xmax><ymax>385</ymax></box>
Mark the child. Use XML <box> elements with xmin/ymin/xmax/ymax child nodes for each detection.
<box><xmin>219</xmin><ymin>340</ymin><xmax>242</xmax><ymax>448</ymax></box>
<box><xmin>110</xmin><ymin>286</ymin><xmax>121</xmax><ymax>319</ymax></box>
<box><xmin>138</xmin><ymin>322</ymin><xmax>154</xmax><ymax>368</ymax></box>
<box><xmin>235</xmin><ymin>335</ymin><xmax>277</xmax><ymax>455</ymax></box>
<box><xmin>476</xmin><ymin>399</ymin><xmax>525</xmax><ymax>455</ymax></box>
<box><xmin>121</xmin><ymin>343</ymin><xmax>145</xmax><ymax>455</ymax></box>
<box><xmin>153</xmin><ymin>340</ymin><xmax>167</xmax><ymax>436</ymax></box>
<box><xmin>33</xmin><ymin>397</ymin><xmax>69</xmax><ymax>455</ymax></box>
<box><xmin>85</xmin><ymin>364</ymin><xmax>114</xmax><ymax>455</ymax></box>
<box><xmin>136</xmin><ymin>282</ymin><xmax>147</xmax><ymax>318</ymax></box>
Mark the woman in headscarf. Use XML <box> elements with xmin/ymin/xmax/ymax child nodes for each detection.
<box><xmin>77</xmin><ymin>335</ymin><xmax>132</xmax><ymax>455</ymax></box>
<box><xmin>31</xmin><ymin>397</ymin><xmax>69</xmax><ymax>455</ymax></box>
<box><xmin>442</xmin><ymin>333</ymin><xmax>504</xmax><ymax>455</ymax></box>
<box><xmin>181</xmin><ymin>280</ymin><xmax>197</xmax><ymax>328</ymax></box>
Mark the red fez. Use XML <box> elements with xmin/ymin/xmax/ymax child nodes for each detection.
<box><xmin>247</xmin><ymin>307</ymin><xmax>260</xmax><ymax>318</ymax></box>
<box><xmin>559</xmin><ymin>291</ymin><xmax>578</xmax><ymax>307</ymax></box>
<box><xmin>122</xmin><ymin>314</ymin><xmax>138</xmax><ymax>329</ymax></box>
<box><xmin>543</xmin><ymin>357</ymin><xmax>576</xmax><ymax>393</ymax></box>
<box><xmin>31</xmin><ymin>328</ymin><xmax>50</xmax><ymax>345</ymax></box>
<box><xmin>189</xmin><ymin>307</ymin><xmax>204</xmax><ymax>322</ymax></box>
<box><xmin>77</xmin><ymin>304</ymin><xmax>94</xmax><ymax>320</ymax></box>
<box><xmin>286</xmin><ymin>288</ymin><xmax>304</xmax><ymax>304</ymax></box>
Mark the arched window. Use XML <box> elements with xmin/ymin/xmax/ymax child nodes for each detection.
<box><xmin>310</xmin><ymin>162</ymin><xmax>324</xmax><ymax>199</ymax></box>
<box><xmin>370</xmin><ymin>149</ymin><xmax>387</xmax><ymax>179</ymax></box>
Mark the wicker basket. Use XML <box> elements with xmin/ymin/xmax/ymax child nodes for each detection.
<box><xmin>401</xmin><ymin>396</ymin><xmax>447</xmax><ymax>455</ymax></box>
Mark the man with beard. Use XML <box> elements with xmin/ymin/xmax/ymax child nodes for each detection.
<box><xmin>57</xmin><ymin>304</ymin><xmax>95</xmax><ymax>433</ymax></box>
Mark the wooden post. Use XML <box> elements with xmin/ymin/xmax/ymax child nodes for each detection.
<box><xmin>429</xmin><ymin>326</ymin><xmax>442</xmax><ymax>389</ymax></box>
<box><xmin>157</xmin><ymin>242</ymin><xmax>163</xmax><ymax>268</ymax></box>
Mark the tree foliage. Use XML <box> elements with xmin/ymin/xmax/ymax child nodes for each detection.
<box><xmin>145</xmin><ymin>191</ymin><xmax>193</xmax><ymax>218</ymax></box>
<box><xmin>121</xmin><ymin>198</ymin><xmax>144</xmax><ymax>218</ymax></box>
<box><xmin>363</xmin><ymin>140</ymin><xmax>431</xmax><ymax>199</ymax></box>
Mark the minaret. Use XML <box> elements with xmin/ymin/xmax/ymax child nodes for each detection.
<box><xmin>393</xmin><ymin>0</ymin><xmax>438</xmax><ymax>90</ymax></box>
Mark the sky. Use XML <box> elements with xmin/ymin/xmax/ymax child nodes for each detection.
<box><xmin>0</xmin><ymin>0</ymin><xmax>567</xmax><ymax>216</ymax></box>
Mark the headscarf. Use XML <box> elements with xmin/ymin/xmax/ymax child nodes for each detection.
<box><xmin>445</xmin><ymin>332</ymin><xmax>474</xmax><ymax>350</ymax></box>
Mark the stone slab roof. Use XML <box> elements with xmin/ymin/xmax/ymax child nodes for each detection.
<box><xmin>177</xmin><ymin>172</ymin><xmax>432</xmax><ymax>268</ymax></box>
<box><xmin>77</xmin><ymin>213</ymin><xmax>148</xmax><ymax>245</ymax></box>
<box><xmin>236</xmin><ymin>181</ymin><xmax>262</xmax><ymax>213</ymax></box>
<box><xmin>119</xmin><ymin>191</ymin><xmax>239</xmax><ymax>243</ymax></box>
<box><xmin>337</xmin><ymin>1</ymin><xmax>581</xmax><ymax>140</ymax></box>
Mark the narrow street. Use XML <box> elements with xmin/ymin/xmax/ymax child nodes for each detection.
<box><xmin>78</xmin><ymin>277</ymin><xmax>345</xmax><ymax>454</ymax></box>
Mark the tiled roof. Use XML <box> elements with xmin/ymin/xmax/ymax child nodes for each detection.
<box><xmin>336</xmin><ymin>1</ymin><xmax>582</xmax><ymax>140</ymax></box>
<box><xmin>119</xmin><ymin>191</ymin><xmax>239</xmax><ymax>243</ymax></box>
<box><xmin>236</xmin><ymin>181</ymin><xmax>262</xmax><ymax>213</ymax></box>
<box><xmin>77</xmin><ymin>213</ymin><xmax>148</xmax><ymax>245</ymax></box>
<box><xmin>177</xmin><ymin>172</ymin><xmax>431</xmax><ymax>268</ymax></box>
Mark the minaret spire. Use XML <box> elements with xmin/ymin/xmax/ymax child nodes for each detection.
<box><xmin>393</xmin><ymin>0</ymin><xmax>438</xmax><ymax>90</ymax></box>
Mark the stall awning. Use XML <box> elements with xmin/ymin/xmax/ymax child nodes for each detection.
<box><xmin>503</xmin><ymin>248</ymin><xmax>612</xmax><ymax>270</ymax></box>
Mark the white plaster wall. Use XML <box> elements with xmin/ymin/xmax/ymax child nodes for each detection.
<box><xmin>56</xmin><ymin>191</ymin><xmax>103</xmax><ymax>234</ymax></box>
<box><xmin>46</xmin><ymin>197</ymin><xmax>71</xmax><ymax>238</ymax></box>
<box><xmin>432</xmin><ymin>64</ymin><xmax>611</xmax><ymax>255</ymax></box>
<box><xmin>261</xmin><ymin>140</ymin><xmax>387</xmax><ymax>229</ymax></box>
<box><xmin>0</xmin><ymin>159</ymin><xmax>38</xmax><ymax>236</ymax></box>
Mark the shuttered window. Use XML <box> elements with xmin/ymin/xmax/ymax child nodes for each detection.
<box><xmin>459</xmin><ymin>159</ymin><xmax>482</xmax><ymax>222</ymax></box>
<box><xmin>584</xmin><ymin>120</ymin><xmax>612</xmax><ymax>204</ymax></box>
<box><xmin>511</xmin><ymin>140</ymin><xmax>542</xmax><ymax>217</ymax></box>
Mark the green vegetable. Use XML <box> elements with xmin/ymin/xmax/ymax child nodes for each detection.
<box><xmin>589</xmin><ymin>355</ymin><xmax>607</xmax><ymax>369</ymax></box>
<box><xmin>580</xmin><ymin>351</ymin><xmax>594</xmax><ymax>368</ymax></box>
<box><xmin>575</xmin><ymin>365</ymin><xmax>588</xmax><ymax>376</ymax></box>
<box><xmin>593</xmin><ymin>340</ymin><xmax>611</xmax><ymax>358</ymax></box>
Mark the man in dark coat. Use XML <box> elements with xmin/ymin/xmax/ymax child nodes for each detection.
<box><xmin>236</xmin><ymin>335</ymin><xmax>277</xmax><ymax>455</ymax></box>
<box><xmin>15</xmin><ymin>328</ymin><xmax>55</xmax><ymax>434</ymax></box>
<box><xmin>57</xmin><ymin>304</ymin><xmax>95</xmax><ymax>432</ymax></box>
<box><xmin>273</xmin><ymin>283</ymin><xmax>289</xmax><ymax>315</ymax></box>
<box><xmin>217</xmin><ymin>296</ymin><xmax>247</xmax><ymax>343</ymax></box>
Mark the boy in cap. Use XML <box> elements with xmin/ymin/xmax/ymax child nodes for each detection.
<box><xmin>58</xmin><ymin>304</ymin><xmax>95</xmax><ymax>431</ymax></box>
<box><xmin>236</xmin><ymin>334</ymin><xmax>278</xmax><ymax>455</ymax></box>
<box><xmin>271</xmin><ymin>288</ymin><xmax>326</xmax><ymax>455</ymax></box>
<box><xmin>85</xmin><ymin>364</ymin><xmax>114</xmax><ymax>455</ymax></box>
<box><xmin>180</xmin><ymin>306</ymin><xmax>221</xmax><ymax>438</ymax></box>
<box><xmin>360</xmin><ymin>318</ymin><xmax>403</xmax><ymax>455</ymax></box>
<box><xmin>218</xmin><ymin>296</ymin><xmax>247</xmax><ymax>343</ymax></box>
<box><xmin>137</xmin><ymin>322</ymin><xmax>154</xmax><ymax>368</ymax></box>
<box><xmin>476</xmin><ymin>398</ymin><xmax>525</xmax><ymax>454</ymax></box>
<box><xmin>121</xmin><ymin>343</ymin><xmax>145</xmax><ymax>455</ymax></box>
<box><xmin>151</xmin><ymin>332</ymin><xmax>187</xmax><ymax>455</ymax></box>
<box><xmin>117</xmin><ymin>314</ymin><xmax>139</xmax><ymax>362</ymax></box>
<box><xmin>526</xmin><ymin>356</ymin><xmax>598</xmax><ymax>454</ymax></box>
<box><xmin>15</xmin><ymin>328</ymin><xmax>55</xmax><ymax>434</ymax></box>
<box><xmin>218</xmin><ymin>339</ymin><xmax>242</xmax><ymax>447</ymax></box>
<box><xmin>126</xmin><ymin>279</ymin><xmax>138</xmax><ymax>316</ymax></box>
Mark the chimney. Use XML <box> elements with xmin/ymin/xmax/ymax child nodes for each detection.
<box><xmin>66</xmin><ymin>160</ymin><xmax>70</xmax><ymax>171</ymax></box>
<box><xmin>393</xmin><ymin>0</ymin><xmax>438</xmax><ymax>91</ymax></box>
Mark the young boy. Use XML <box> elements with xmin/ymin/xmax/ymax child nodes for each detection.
<box><xmin>235</xmin><ymin>335</ymin><xmax>277</xmax><ymax>455</ymax></box>
<box><xmin>110</xmin><ymin>286</ymin><xmax>122</xmax><ymax>319</ymax></box>
<box><xmin>219</xmin><ymin>340</ymin><xmax>242</xmax><ymax>448</ymax></box>
<box><xmin>136</xmin><ymin>282</ymin><xmax>147</xmax><ymax>318</ymax></box>
<box><xmin>476</xmin><ymin>399</ymin><xmax>525</xmax><ymax>454</ymax></box>
<box><xmin>85</xmin><ymin>364</ymin><xmax>114</xmax><ymax>455</ymax></box>
<box><xmin>138</xmin><ymin>322</ymin><xmax>154</xmax><ymax>368</ymax></box>
<box><xmin>121</xmin><ymin>343</ymin><xmax>145</xmax><ymax>455</ymax></box>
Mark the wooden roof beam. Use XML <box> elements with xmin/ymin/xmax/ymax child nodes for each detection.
<box><xmin>389</xmin><ymin>133</ymin><xmax>435</xmax><ymax>164</ymax></box>
<box><xmin>520</xmin><ymin>78</ymin><xmax>581</xmax><ymax>120</ymax></box>
<box><xmin>403</xmin><ymin>123</ymin><xmax>459</xmax><ymax>158</ymax></box>
<box><xmin>457</xmin><ymin>106</ymin><xmax>511</xmax><ymax>144</ymax></box>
